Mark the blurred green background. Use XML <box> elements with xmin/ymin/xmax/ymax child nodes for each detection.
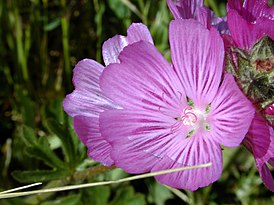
<box><xmin>0</xmin><ymin>0</ymin><xmax>273</xmax><ymax>204</ymax></box>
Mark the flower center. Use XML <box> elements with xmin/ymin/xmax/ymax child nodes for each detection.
<box><xmin>181</xmin><ymin>106</ymin><xmax>197</xmax><ymax>126</ymax></box>
<box><xmin>174</xmin><ymin>104</ymin><xmax>211</xmax><ymax>136</ymax></box>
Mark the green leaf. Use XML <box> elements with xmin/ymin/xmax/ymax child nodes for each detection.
<box><xmin>109</xmin><ymin>186</ymin><xmax>146</xmax><ymax>205</ymax></box>
<box><xmin>41</xmin><ymin>194</ymin><xmax>81</xmax><ymax>205</ymax></box>
<box><xmin>21</xmin><ymin>125</ymin><xmax>37</xmax><ymax>146</ymax></box>
<box><xmin>46</xmin><ymin>118</ymin><xmax>76</xmax><ymax>164</ymax></box>
<box><xmin>82</xmin><ymin>186</ymin><xmax>110</xmax><ymax>205</ymax></box>
<box><xmin>14</xmin><ymin>86</ymin><xmax>36</xmax><ymax>128</ymax></box>
<box><xmin>12</xmin><ymin>169</ymin><xmax>70</xmax><ymax>183</ymax></box>
<box><xmin>107</xmin><ymin>0</ymin><xmax>130</xmax><ymax>19</ymax></box>
<box><xmin>20</xmin><ymin>125</ymin><xmax>67</xmax><ymax>170</ymax></box>
<box><xmin>147</xmin><ymin>181</ymin><xmax>173</xmax><ymax>205</ymax></box>
<box><xmin>25</xmin><ymin>136</ymin><xmax>66</xmax><ymax>169</ymax></box>
<box><xmin>44</xmin><ymin>18</ymin><xmax>61</xmax><ymax>31</ymax></box>
<box><xmin>43</xmin><ymin>98</ymin><xmax>65</xmax><ymax>124</ymax></box>
<box><xmin>225</xmin><ymin>53</ymin><xmax>237</xmax><ymax>77</ymax></box>
<box><xmin>1</xmin><ymin>198</ymin><xmax>25</xmax><ymax>205</ymax></box>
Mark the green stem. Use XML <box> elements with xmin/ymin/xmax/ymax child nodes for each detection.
<box><xmin>61</xmin><ymin>0</ymin><xmax>70</xmax><ymax>87</ymax></box>
<box><xmin>73</xmin><ymin>165</ymin><xmax>116</xmax><ymax>182</ymax></box>
<box><xmin>41</xmin><ymin>0</ymin><xmax>49</xmax><ymax>86</ymax></box>
<box><xmin>13</xmin><ymin>2</ymin><xmax>29</xmax><ymax>81</ymax></box>
<box><xmin>93</xmin><ymin>0</ymin><xmax>105</xmax><ymax>62</ymax></box>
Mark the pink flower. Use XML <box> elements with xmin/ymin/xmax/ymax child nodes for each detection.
<box><xmin>227</xmin><ymin>0</ymin><xmax>274</xmax><ymax>49</ymax></box>
<box><xmin>226</xmin><ymin>0</ymin><xmax>274</xmax><ymax>192</ymax></box>
<box><xmin>63</xmin><ymin>23</ymin><xmax>153</xmax><ymax>166</ymax></box>
<box><xmin>98</xmin><ymin>19</ymin><xmax>253</xmax><ymax>190</ymax></box>
<box><xmin>167</xmin><ymin>0</ymin><xmax>228</xmax><ymax>33</ymax></box>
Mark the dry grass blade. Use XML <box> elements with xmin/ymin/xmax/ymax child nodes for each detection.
<box><xmin>0</xmin><ymin>162</ymin><xmax>211</xmax><ymax>199</ymax></box>
<box><xmin>0</xmin><ymin>183</ymin><xmax>42</xmax><ymax>194</ymax></box>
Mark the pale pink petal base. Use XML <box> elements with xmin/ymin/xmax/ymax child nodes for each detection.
<box><xmin>99</xmin><ymin>109</ymin><xmax>189</xmax><ymax>172</ymax></box>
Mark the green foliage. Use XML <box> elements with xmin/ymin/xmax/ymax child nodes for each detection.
<box><xmin>41</xmin><ymin>194</ymin><xmax>82</xmax><ymax>205</ymax></box>
<box><xmin>81</xmin><ymin>186</ymin><xmax>111</xmax><ymax>205</ymax></box>
<box><xmin>109</xmin><ymin>185</ymin><xmax>146</xmax><ymax>205</ymax></box>
<box><xmin>147</xmin><ymin>181</ymin><xmax>173</xmax><ymax>205</ymax></box>
<box><xmin>12</xmin><ymin>170</ymin><xmax>70</xmax><ymax>183</ymax></box>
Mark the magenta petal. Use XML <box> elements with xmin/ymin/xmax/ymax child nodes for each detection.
<box><xmin>244</xmin><ymin>0</ymin><xmax>274</xmax><ymax>19</ymax></box>
<box><xmin>269</xmin><ymin>158</ymin><xmax>274</xmax><ymax>167</ymax></box>
<box><xmin>255</xmin><ymin>125</ymin><xmax>274</xmax><ymax>192</ymax></box>
<box><xmin>74</xmin><ymin>116</ymin><xmax>113</xmax><ymax>166</ymax></box>
<box><xmin>195</xmin><ymin>7</ymin><xmax>228</xmax><ymax>34</ymax></box>
<box><xmin>256</xmin><ymin>136</ymin><xmax>274</xmax><ymax>192</ymax></box>
<box><xmin>100</xmin><ymin>41</ymin><xmax>185</xmax><ymax>112</ymax></box>
<box><xmin>152</xmin><ymin>134</ymin><xmax>222</xmax><ymax>191</ymax></box>
<box><xmin>243</xmin><ymin>114</ymin><xmax>274</xmax><ymax>191</ymax></box>
<box><xmin>166</xmin><ymin>0</ymin><xmax>182</xmax><ymax>19</ymax></box>
<box><xmin>63</xmin><ymin>59</ymin><xmax>119</xmax><ymax>117</ymax></box>
<box><xmin>255</xmin><ymin>17</ymin><xmax>274</xmax><ymax>41</ymax></box>
<box><xmin>167</xmin><ymin>0</ymin><xmax>204</xmax><ymax>19</ymax></box>
<box><xmin>169</xmin><ymin>19</ymin><xmax>224</xmax><ymax>108</ymax></box>
<box><xmin>243</xmin><ymin>114</ymin><xmax>271</xmax><ymax>158</ymax></box>
<box><xmin>227</xmin><ymin>0</ymin><xmax>243</xmax><ymax>11</ymax></box>
<box><xmin>228</xmin><ymin>9</ymin><xmax>274</xmax><ymax>49</ymax></box>
<box><xmin>209</xmin><ymin>74</ymin><xmax>254</xmax><ymax>147</ymax></box>
<box><xmin>102</xmin><ymin>23</ymin><xmax>153</xmax><ymax>66</ymax></box>
<box><xmin>227</xmin><ymin>10</ymin><xmax>256</xmax><ymax>49</ymax></box>
<box><xmin>265</xmin><ymin>104</ymin><xmax>274</xmax><ymax>115</ymax></box>
<box><xmin>195</xmin><ymin>7</ymin><xmax>213</xmax><ymax>29</ymax></box>
<box><xmin>260</xmin><ymin>163</ymin><xmax>274</xmax><ymax>192</ymax></box>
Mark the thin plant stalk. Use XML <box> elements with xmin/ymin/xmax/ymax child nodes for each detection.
<box><xmin>61</xmin><ymin>0</ymin><xmax>71</xmax><ymax>87</ymax></box>
<box><xmin>13</xmin><ymin>1</ymin><xmax>29</xmax><ymax>81</ymax></box>
<box><xmin>0</xmin><ymin>163</ymin><xmax>211</xmax><ymax>199</ymax></box>
<box><xmin>93</xmin><ymin>0</ymin><xmax>105</xmax><ymax>62</ymax></box>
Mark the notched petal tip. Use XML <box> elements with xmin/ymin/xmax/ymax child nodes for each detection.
<box><xmin>102</xmin><ymin>23</ymin><xmax>154</xmax><ymax>66</ymax></box>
